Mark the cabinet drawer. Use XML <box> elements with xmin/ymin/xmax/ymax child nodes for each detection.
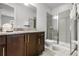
<box><xmin>0</xmin><ymin>36</ymin><xmax>6</xmax><ymax>45</ymax></box>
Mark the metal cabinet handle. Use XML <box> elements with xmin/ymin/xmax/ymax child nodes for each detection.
<box><xmin>3</xmin><ymin>47</ymin><xmax>4</xmax><ymax>56</ymax></box>
<box><xmin>41</xmin><ymin>34</ymin><xmax>44</xmax><ymax>36</ymax></box>
<box><xmin>28</xmin><ymin>35</ymin><xmax>29</xmax><ymax>43</ymax></box>
<box><xmin>39</xmin><ymin>39</ymin><xmax>40</xmax><ymax>44</ymax></box>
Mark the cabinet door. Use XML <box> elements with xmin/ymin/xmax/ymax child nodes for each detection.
<box><xmin>0</xmin><ymin>36</ymin><xmax>6</xmax><ymax>56</ymax></box>
<box><xmin>25</xmin><ymin>33</ymin><xmax>37</xmax><ymax>56</ymax></box>
<box><xmin>0</xmin><ymin>46</ymin><xmax>5</xmax><ymax>56</ymax></box>
<box><xmin>37</xmin><ymin>32</ymin><xmax>45</xmax><ymax>55</ymax></box>
<box><xmin>7</xmin><ymin>34</ymin><xmax>25</xmax><ymax>56</ymax></box>
<box><xmin>0</xmin><ymin>46</ymin><xmax>3</xmax><ymax>56</ymax></box>
<box><xmin>40</xmin><ymin>32</ymin><xmax>45</xmax><ymax>52</ymax></box>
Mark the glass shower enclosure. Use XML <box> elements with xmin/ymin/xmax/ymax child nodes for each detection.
<box><xmin>58</xmin><ymin>3</ymin><xmax>78</xmax><ymax>56</ymax></box>
<box><xmin>46</xmin><ymin>3</ymin><xmax>78</xmax><ymax>56</ymax></box>
<box><xmin>56</xmin><ymin>3</ymin><xmax>78</xmax><ymax>55</ymax></box>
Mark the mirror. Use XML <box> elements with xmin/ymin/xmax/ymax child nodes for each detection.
<box><xmin>22</xmin><ymin>3</ymin><xmax>36</xmax><ymax>29</ymax></box>
<box><xmin>0</xmin><ymin>3</ymin><xmax>14</xmax><ymax>28</ymax></box>
<box><xmin>0</xmin><ymin>3</ymin><xmax>37</xmax><ymax>31</ymax></box>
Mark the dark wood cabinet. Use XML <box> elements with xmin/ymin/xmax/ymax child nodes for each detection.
<box><xmin>0</xmin><ymin>32</ymin><xmax>45</xmax><ymax>56</ymax></box>
<box><xmin>0</xmin><ymin>46</ymin><xmax>4</xmax><ymax>56</ymax></box>
<box><xmin>25</xmin><ymin>32</ymin><xmax>45</xmax><ymax>56</ymax></box>
<box><xmin>25</xmin><ymin>33</ymin><xmax>37</xmax><ymax>56</ymax></box>
<box><xmin>0</xmin><ymin>36</ymin><xmax>6</xmax><ymax>56</ymax></box>
<box><xmin>0</xmin><ymin>46</ymin><xmax>6</xmax><ymax>56</ymax></box>
<box><xmin>6</xmin><ymin>34</ymin><xmax>25</xmax><ymax>56</ymax></box>
<box><xmin>37</xmin><ymin>32</ymin><xmax>44</xmax><ymax>55</ymax></box>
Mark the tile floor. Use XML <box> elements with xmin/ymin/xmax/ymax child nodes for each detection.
<box><xmin>40</xmin><ymin>42</ymin><xmax>77</xmax><ymax>56</ymax></box>
<box><xmin>40</xmin><ymin>39</ymin><xmax>78</xmax><ymax>56</ymax></box>
<box><xmin>40</xmin><ymin>46</ymin><xmax>70</xmax><ymax>56</ymax></box>
<box><xmin>40</xmin><ymin>47</ymin><xmax>76</xmax><ymax>56</ymax></box>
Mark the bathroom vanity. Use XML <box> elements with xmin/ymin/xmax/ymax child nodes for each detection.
<box><xmin>0</xmin><ymin>31</ymin><xmax>45</xmax><ymax>56</ymax></box>
<box><xmin>0</xmin><ymin>3</ymin><xmax>45</xmax><ymax>56</ymax></box>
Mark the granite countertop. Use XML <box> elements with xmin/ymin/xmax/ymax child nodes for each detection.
<box><xmin>0</xmin><ymin>30</ymin><xmax>45</xmax><ymax>35</ymax></box>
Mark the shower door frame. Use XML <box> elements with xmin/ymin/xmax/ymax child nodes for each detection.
<box><xmin>70</xmin><ymin>3</ymin><xmax>78</xmax><ymax>56</ymax></box>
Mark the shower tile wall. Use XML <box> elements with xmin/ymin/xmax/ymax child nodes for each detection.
<box><xmin>59</xmin><ymin>10</ymin><xmax>70</xmax><ymax>43</ymax></box>
<box><xmin>47</xmin><ymin>13</ymin><xmax>52</xmax><ymax>39</ymax></box>
<box><xmin>47</xmin><ymin>13</ymin><xmax>58</xmax><ymax>41</ymax></box>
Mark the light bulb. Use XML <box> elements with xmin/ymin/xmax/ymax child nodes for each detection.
<box><xmin>24</xmin><ymin>3</ymin><xmax>29</xmax><ymax>6</ymax></box>
<box><xmin>53</xmin><ymin>15</ymin><xmax>58</xmax><ymax>19</ymax></box>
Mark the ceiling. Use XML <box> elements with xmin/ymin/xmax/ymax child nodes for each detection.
<box><xmin>39</xmin><ymin>3</ymin><xmax>71</xmax><ymax>10</ymax></box>
<box><xmin>0</xmin><ymin>3</ymin><xmax>71</xmax><ymax>13</ymax></box>
<box><xmin>20</xmin><ymin>3</ymin><xmax>71</xmax><ymax>12</ymax></box>
<box><xmin>21</xmin><ymin>3</ymin><xmax>36</xmax><ymax>12</ymax></box>
<box><xmin>22</xmin><ymin>3</ymin><xmax>68</xmax><ymax>12</ymax></box>
<box><xmin>25</xmin><ymin>3</ymin><xmax>71</xmax><ymax>12</ymax></box>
